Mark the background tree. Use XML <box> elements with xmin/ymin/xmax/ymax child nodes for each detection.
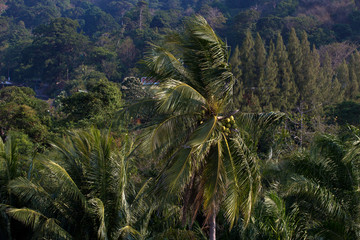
<box><xmin>23</xmin><ymin>18</ymin><xmax>89</xmax><ymax>88</ymax></box>
<box><xmin>274</xmin><ymin>32</ymin><xmax>298</xmax><ymax>112</ymax></box>
<box><xmin>229</xmin><ymin>45</ymin><xmax>243</xmax><ymax>109</ymax></box>
<box><xmin>61</xmin><ymin>73</ymin><xmax>122</xmax><ymax>127</ymax></box>
<box><xmin>0</xmin><ymin>86</ymin><xmax>50</xmax><ymax>143</ymax></box>
<box><xmin>259</xmin><ymin>40</ymin><xmax>279</xmax><ymax>111</ymax></box>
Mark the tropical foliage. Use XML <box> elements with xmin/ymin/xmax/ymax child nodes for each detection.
<box><xmin>1</xmin><ymin>8</ymin><xmax>360</xmax><ymax>240</ymax></box>
<box><xmin>2</xmin><ymin>129</ymin><xmax>153</xmax><ymax>239</ymax></box>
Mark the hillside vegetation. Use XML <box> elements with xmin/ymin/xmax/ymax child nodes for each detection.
<box><xmin>0</xmin><ymin>1</ymin><xmax>360</xmax><ymax>239</ymax></box>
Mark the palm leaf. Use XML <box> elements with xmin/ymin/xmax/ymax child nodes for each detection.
<box><xmin>0</xmin><ymin>135</ymin><xmax>20</xmax><ymax>182</ymax></box>
<box><xmin>7</xmin><ymin>208</ymin><xmax>72</xmax><ymax>240</ymax></box>
<box><xmin>224</xmin><ymin>133</ymin><xmax>261</xmax><ymax>228</ymax></box>
<box><xmin>202</xmin><ymin>140</ymin><xmax>225</xmax><ymax>210</ymax></box>
<box><xmin>188</xmin><ymin>116</ymin><xmax>217</xmax><ymax>147</ymax></box>
<box><xmin>143</xmin><ymin>44</ymin><xmax>189</xmax><ymax>82</ymax></box>
<box><xmin>40</xmin><ymin>159</ymin><xmax>87</xmax><ymax>208</ymax></box>
<box><xmin>89</xmin><ymin>198</ymin><xmax>108</xmax><ymax>240</ymax></box>
<box><xmin>8</xmin><ymin>177</ymin><xmax>54</xmax><ymax>210</ymax></box>
<box><xmin>285</xmin><ymin>175</ymin><xmax>347</xmax><ymax>220</ymax></box>
<box><xmin>163</xmin><ymin>147</ymin><xmax>192</xmax><ymax>193</ymax></box>
<box><xmin>156</xmin><ymin>79</ymin><xmax>206</xmax><ymax>114</ymax></box>
<box><xmin>150</xmin><ymin>113</ymin><xmax>197</xmax><ymax>156</ymax></box>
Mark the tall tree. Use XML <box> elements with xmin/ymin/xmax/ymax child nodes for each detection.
<box><xmin>137</xmin><ymin>0</ymin><xmax>148</xmax><ymax>31</ymax></box>
<box><xmin>351</xmin><ymin>50</ymin><xmax>360</xmax><ymax>86</ymax></box>
<box><xmin>140</xmin><ymin>16</ymin><xmax>283</xmax><ymax>240</ymax></box>
<box><xmin>259</xmin><ymin>40</ymin><xmax>279</xmax><ymax>111</ymax></box>
<box><xmin>287</xmin><ymin>28</ymin><xmax>303</xmax><ymax>93</ymax></box>
<box><xmin>229</xmin><ymin>45</ymin><xmax>244</xmax><ymax>109</ymax></box>
<box><xmin>275</xmin><ymin>32</ymin><xmax>298</xmax><ymax>111</ymax></box>
<box><xmin>348</xmin><ymin>53</ymin><xmax>360</xmax><ymax>99</ymax></box>
<box><xmin>300</xmin><ymin>32</ymin><xmax>319</xmax><ymax>109</ymax></box>
<box><xmin>240</xmin><ymin>29</ymin><xmax>255</xmax><ymax>88</ymax></box>
<box><xmin>337</xmin><ymin>60</ymin><xmax>350</xmax><ymax>100</ymax></box>
<box><xmin>254</xmin><ymin>33</ymin><xmax>266</xmax><ymax>91</ymax></box>
<box><xmin>318</xmin><ymin>53</ymin><xmax>333</xmax><ymax>104</ymax></box>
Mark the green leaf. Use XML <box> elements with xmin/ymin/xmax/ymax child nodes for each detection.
<box><xmin>165</xmin><ymin>147</ymin><xmax>192</xmax><ymax>193</ymax></box>
<box><xmin>188</xmin><ymin>116</ymin><xmax>217</xmax><ymax>147</ymax></box>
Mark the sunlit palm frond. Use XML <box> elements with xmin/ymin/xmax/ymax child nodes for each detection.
<box><xmin>156</xmin><ymin>79</ymin><xmax>206</xmax><ymax>114</ymax></box>
<box><xmin>183</xmin><ymin>15</ymin><xmax>228</xmax><ymax>70</ymax></box>
<box><xmin>51</xmin><ymin>136</ymin><xmax>87</xmax><ymax>187</ymax></box>
<box><xmin>182</xmin><ymin>16</ymin><xmax>234</xmax><ymax>104</ymax></box>
<box><xmin>89</xmin><ymin>198</ymin><xmax>108</xmax><ymax>240</ymax></box>
<box><xmin>223</xmin><ymin>133</ymin><xmax>261</xmax><ymax>229</ymax></box>
<box><xmin>114</xmin><ymin>225</ymin><xmax>141</xmax><ymax>240</ymax></box>
<box><xmin>86</xmin><ymin>129</ymin><xmax>114</xmax><ymax>201</ymax></box>
<box><xmin>143</xmin><ymin>44</ymin><xmax>189</xmax><ymax>83</ymax></box>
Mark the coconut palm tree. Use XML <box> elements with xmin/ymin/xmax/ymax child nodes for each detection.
<box><xmin>3</xmin><ymin>129</ymin><xmax>153</xmax><ymax>239</ymax></box>
<box><xmin>0</xmin><ymin>135</ymin><xmax>25</xmax><ymax>240</ymax></box>
<box><xmin>281</xmin><ymin>132</ymin><xmax>360</xmax><ymax>239</ymax></box>
<box><xmin>136</xmin><ymin>15</ymin><xmax>284</xmax><ymax>239</ymax></box>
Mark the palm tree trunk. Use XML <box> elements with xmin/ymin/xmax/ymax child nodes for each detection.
<box><xmin>209</xmin><ymin>208</ymin><xmax>216</xmax><ymax>240</ymax></box>
<box><xmin>5</xmin><ymin>214</ymin><xmax>12</xmax><ymax>240</ymax></box>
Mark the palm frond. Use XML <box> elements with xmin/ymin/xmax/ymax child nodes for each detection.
<box><xmin>150</xmin><ymin>113</ymin><xmax>197</xmax><ymax>156</ymax></box>
<box><xmin>224</xmin><ymin>133</ymin><xmax>261</xmax><ymax>228</ymax></box>
<box><xmin>143</xmin><ymin>44</ymin><xmax>189</xmax><ymax>82</ymax></box>
<box><xmin>163</xmin><ymin>147</ymin><xmax>192</xmax><ymax>193</ymax></box>
<box><xmin>156</xmin><ymin>79</ymin><xmax>206</xmax><ymax>114</ymax></box>
<box><xmin>0</xmin><ymin>135</ymin><xmax>20</xmax><ymax>182</ymax></box>
<box><xmin>7</xmin><ymin>207</ymin><xmax>72</xmax><ymax>240</ymax></box>
<box><xmin>89</xmin><ymin>198</ymin><xmax>108</xmax><ymax>240</ymax></box>
<box><xmin>285</xmin><ymin>175</ymin><xmax>347</xmax><ymax>221</ymax></box>
<box><xmin>236</xmin><ymin>112</ymin><xmax>284</xmax><ymax>135</ymax></box>
<box><xmin>202</xmin><ymin>140</ymin><xmax>225</xmax><ymax>211</ymax></box>
<box><xmin>8</xmin><ymin>177</ymin><xmax>53</xmax><ymax>210</ymax></box>
<box><xmin>188</xmin><ymin>116</ymin><xmax>217</xmax><ymax>147</ymax></box>
<box><xmin>114</xmin><ymin>225</ymin><xmax>141</xmax><ymax>240</ymax></box>
<box><xmin>312</xmin><ymin>134</ymin><xmax>346</xmax><ymax>161</ymax></box>
<box><xmin>257</xmin><ymin>191</ymin><xmax>305</xmax><ymax>240</ymax></box>
<box><xmin>116</xmin><ymin>98</ymin><xmax>159</xmax><ymax>128</ymax></box>
<box><xmin>182</xmin><ymin>15</ymin><xmax>234</xmax><ymax>104</ymax></box>
<box><xmin>39</xmin><ymin>159</ymin><xmax>87</xmax><ymax>208</ymax></box>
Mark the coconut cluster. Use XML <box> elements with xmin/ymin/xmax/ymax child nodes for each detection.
<box><xmin>221</xmin><ymin>116</ymin><xmax>236</xmax><ymax>136</ymax></box>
